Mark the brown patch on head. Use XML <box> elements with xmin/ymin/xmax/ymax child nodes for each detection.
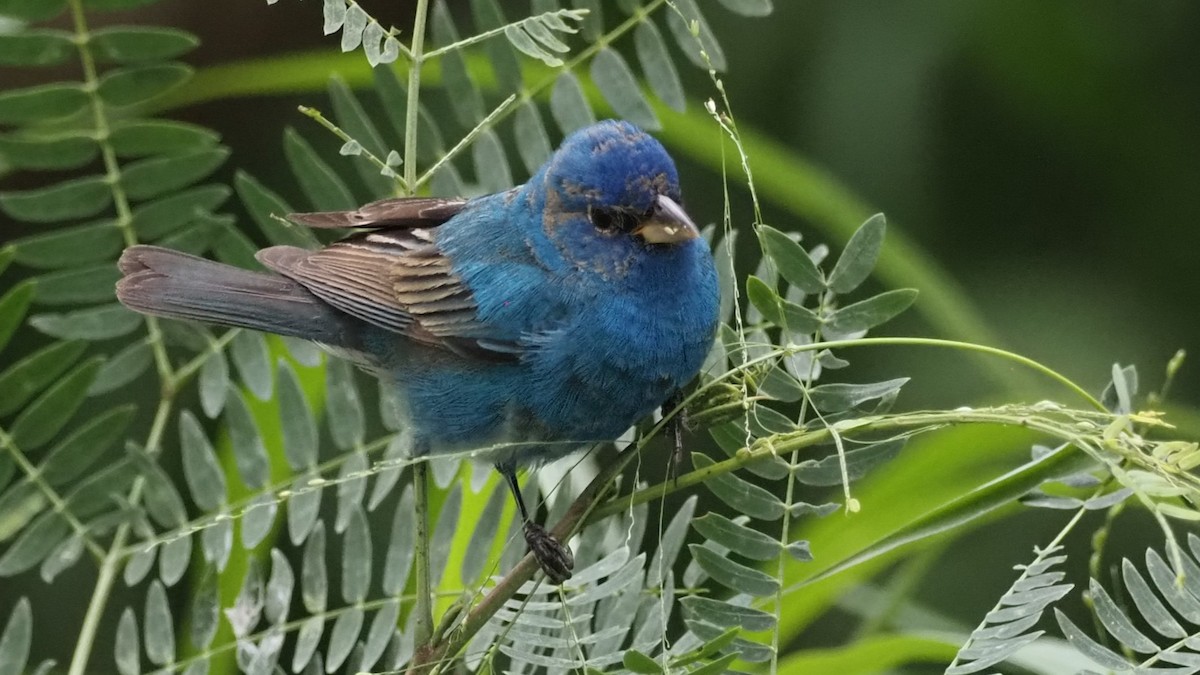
<box><xmin>627</xmin><ymin>171</ymin><xmax>671</xmax><ymax>198</ymax></box>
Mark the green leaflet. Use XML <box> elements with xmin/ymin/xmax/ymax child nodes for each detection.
<box><xmin>90</xmin><ymin>26</ymin><xmax>198</xmax><ymax>63</ymax></box>
<box><xmin>8</xmin><ymin>357</ymin><xmax>104</xmax><ymax>451</ymax></box>
<box><xmin>96</xmin><ymin>62</ymin><xmax>192</xmax><ymax>106</ymax></box>
<box><xmin>0</xmin><ymin>176</ymin><xmax>112</xmax><ymax>223</ymax></box>
<box><xmin>591</xmin><ymin>47</ymin><xmax>659</xmax><ymax>131</ymax></box>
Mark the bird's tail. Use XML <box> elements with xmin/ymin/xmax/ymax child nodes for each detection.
<box><xmin>116</xmin><ymin>245</ymin><xmax>357</xmax><ymax>348</ymax></box>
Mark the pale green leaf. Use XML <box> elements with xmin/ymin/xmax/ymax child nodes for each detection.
<box><xmin>382</xmin><ymin>485</ymin><xmax>414</xmax><ymax>594</ymax></box>
<box><xmin>325</xmin><ymin>358</ymin><xmax>364</xmax><ymax>451</ymax></box>
<box><xmin>233</xmin><ymin>170</ymin><xmax>313</xmax><ymax>248</ymax></box>
<box><xmin>287</xmin><ymin>477</ymin><xmax>322</xmax><ymax>546</ymax></box>
<box><xmin>461</xmin><ymin>483</ymin><xmax>505</xmax><ymax>585</ymax></box>
<box><xmin>550</xmin><ymin>71</ymin><xmax>595</xmax><ymax>134</ymax></box>
<box><xmin>718</xmin><ymin>0</ymin><xmax>773</xmax><ymax>17</ymax></box>
<box><xmin>326</xmin><ymin>607</ymin><xmax>363</xmax><ymax>672</ymax></box>
<box><xmin>361</xmin><ymin>600</ymin><xmax>398</xmax><ymax>671</ymax></box>
<box><xmin>635</xmin><ymin>21</ymin><xmax>685</xmax><ymax>112</ymax></box>
<box><xmin>827</xmin><ymin>213</ymin><xmax>885</xmax><ymax>294</ymax></box>
<box><xmin>513</xmin><ymin>101</ymin><xmax>552</xmax><ymax>174</ymax></box>
<box><xmin>9</xmin><ymin>357</ymin><xmax>103</xmax><ymax>450</ymax></box>
<box><xmin>141</xmin><ymin>461</ymin><xmax>187</xmax><ymax>527</ymax></box>
<box><xmin>291</xmin><ymin>617</ymin><xmax>323</xmax><ymax>673</ymax></box>
<box><xmin>0</xmin><ymin>133</ymin><xmax>97</xmax><ymax>170</ymax></box>
<box><xmin>241</xmin><ymin>494</ymin><xmax>277</xmax><ymax>550</ymax></box>
<box><xmin>327</xmin><ymin>76</ymin><xmax>394</xmax><ymax>196</ymax></box>
<box><xmin>666</xmin><ymin>0</ymin><xmax>726</xmax><ymax>70</ymax></box>
<box><xmin>623</xmin><ymin>650</ymin><xmax>663</xmax><ymax>674</ymax></box>
<box><xmin>122</xmin><ymin>147</ymin><xmax>229</xmax><ymax>201</ymax></box>
<box><xmin>472</xmin><ymin>128</ymin><xmax>513</xmax><ymax>193</ymax></box>
<box><xmin>191</xmin><ymin>569</ymin><xmax>219</xmax><ymax>648</ymax></box>
<box><xmin>794</xmin><ymin>438</ymin><xmax>904</xmax><ymax>485</ymax></box>
<box><xmin>158</xmin><ymin>533</ymin><xmax>190</xmax><ymax>587</ymax></box>
<box><xmin>692</xmin><ymin>452</ymin><xmax>784</xmax><ymax>520</ymax></box>
<box><xmin>130</xmin><ymin>184</ymin><xmax>231</xmax><ymax>240</ymax></box>
<box><xmin>283</xmin><ymin>127</ymin><xmax>356</xmax><ymax>211</ymax></box>
<box><xmin>649</xmin><ymin>494</ymin><xmax>697</xmax><ymax>586</ymax></box>
<box><xmin>590</xmin><ymin>47</ymin><xmax>659</xmax><ymax>130</ymax></box>
<box><xmin>758</xmin><ymin>225</ymin><xmax>824</xmax><ymax>293</ymax></box>
<box><xmin>224</xmin><ymin>388</ymin><xmax>270</xmax><ymax>489</ymax></box>
<box><xmin>180</xmin><ymin>410</ymin><xmax>226</xmax><ymax>510</ymax></box>
<box><xmin>88</xmin><ymin>340</ymin><xmax>151</xmax><ymax>394</ymax></box>
<box><xmin>302</xmin><ymin>522</ymin><xmax>327</xmax><ymax>613</ymax></box>
<box><xmin>230</xmin><ymin>330</ymin><xmax>272</xmax><ymax>401</ymax></box>
<box><xmin>806</xmin><ymin>378</ymin><xmax>908</xmax><ymax>412</ymax></box>
<box><xmin>0</xmin><ymin>340</ymin><xmax>86</xmax><ymax>416</ymax></box>
<box><xmin>114</xmin><ymin>607</ymin><xmax>139</xmax><ymax>675</ymax></box>
<box><xmin>32</xmin><ymin>264</ymin><xmax>119</xmax><ymax>305</ymax></box>
<box><xmin>1053</xmin><ymin>609</ymin><xmax>1132</xmax><ymax>671</ymax></box>
<box><xmin>41</xmin><ymin>405</ymin><xmax>133</xmax><ymax>486</ymax></box>
<box><xmin>689</xmin><ymin>544</ymin><xmax>779</xmax><ymax>596</ymax></box>
<box><xmin>0</xmin><ymin>175</ymin><xmax>111</xmax><ymax>222</ymax></box>
<box><xmin>266</xmin><ymin>549</ymin><xmax>294</xmax><ymax>625</ymax></box>
<box><xmin>825</xmin><ymin>289</ymin><xmax>918</xmax><ymax>335</ymax></box>
<box><xmin>201</xmin><ymin>516</ymin><xmax>232</xmax><ymax>571</ymax></box>
<box><xmin>0</xmin><ymin>281</ymin><xmax>33</xmax><ymax>354</ymax></box>
<box><xmin>144</xmin><ymin>580</ymin><xmax>175</xmax><ymax>665</ymax></box>
<box><xmin>0</xmin><ymin>598</ymin><xmax>30</xmax><ymax>675</ymax></box>
<box><xmin>0</xmin><ymin>82</ymin><xmax>87</xmax><ymax>124</ymax></box>
<box><xmin>0</xmin><ymin>484</ymin><xmax>41</xmax><ymax>543</ymax></box>
<box><xmin>571</xmin><ymin>0</ymin><xmax>603</xmax><ymax>40</ymax></box>
<box><xmin>336</xmin><ymin>452</ymin><xmax>367</xmax><ymax>533</ymax></box>
<box><xmin>692</xmin><ymin>513</ymin><xmax>780</xmax><ymax>561</ymax></box>
<box><xmin>429</xmin><ymin>483</ymin><xmax>462</xmax><ymax>588</ymax></box>
<box><xmin>342</xmin><ymin>504</ymin><xmax>372</xmax><ymax>603</ymax></box>
<box><xmin>0</xmin><ymin>29</ymin><xmax>72</xmax><ymax>66</ymax></box>
<box><xmin>11</xmin><ymin>220</ymin><xmax>121</xmax><ymax>269</ymax></box>
<box><xmin>109</xmin><ymin>119</ymin><xmax>219</xmax><ymax>157</ymax></box>
<box><xmin>97</xmin><ymin>63</ymin><xmax>191</xmax><ymax>107</ymax></box>
<box><xmin>91</xmin><ymin>26</ymin><xmax>198</xmax><ymax>63</ymax></box>
<box><xmin>277</xmin><ymin>360</ymin><xmax>317</xmax><ymax>470</ymax></box>
<box><xmin>0</xmin><ymin>512</ymin><xmax>68</xmax><ymax>576</ymax></box>
<box><xmin>198</xmin><ymin>349</ymin><xmax>229</xmax><ymax>418</ymax></box>
<box><xmin>30</xmin><ymin>303</ymin><xmax>141</xmax><ymax>340</ymax></box>
<box><xmin>472</xmin><ymin>0</ymin><xmax>523</xmax><ymax>93</ymax></box>
<box><xmin>680</xmin><ymin>596</ymin><xmax>775</xmax><ymax>631</ymax></box>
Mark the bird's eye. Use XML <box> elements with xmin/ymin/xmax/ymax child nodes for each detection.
<box><xmin>588</xmin><ymin>207</ymin><xmax>636</xmax><ymax>233</ymax></box>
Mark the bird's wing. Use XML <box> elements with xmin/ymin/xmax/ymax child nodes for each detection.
<box><xmin>287</xmin><ymin>196</ymin><xmax>471</xmax><ymax>229</ymax></box>
<box><xmin>257</xmin><ymin>228</ymin><xmax>522</xmax><ymax>362</ymax></box>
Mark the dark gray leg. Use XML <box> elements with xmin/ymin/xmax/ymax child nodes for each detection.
<box><xmin>499</xmin><ymin>466</ymin><xmax>574</xmax><ymax>584</ymax></box>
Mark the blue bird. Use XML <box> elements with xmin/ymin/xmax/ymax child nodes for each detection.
<box><xmin>117</xmin><ymin>120</ymin><xmax>720</xmax><ymax>582</ymax></box>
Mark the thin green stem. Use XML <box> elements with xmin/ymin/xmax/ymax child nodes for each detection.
<box><xmin>403</xmin><ymin>0</ymin><xmax>429</xmax><ymax>197</ymax></box>
<box><xmin>298</xmin><ymin>104</ymin><xmax>406</xmax><ymax>191</ymax></box>
<box><xmin>411</xmin><ymin>461</ymin><xmax>435</xmax><ymax>651</ymax></box>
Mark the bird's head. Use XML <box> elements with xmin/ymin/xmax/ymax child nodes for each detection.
<box><xmin>533</xmin><ymin>120</ymin><xmax>701</xmax><ymax>277</ymax></box>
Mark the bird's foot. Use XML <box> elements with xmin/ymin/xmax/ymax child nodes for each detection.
<box><xmin>524</xmin><ymin>522</ymin><xmax>574</xmax><ymax>584</ymax></box>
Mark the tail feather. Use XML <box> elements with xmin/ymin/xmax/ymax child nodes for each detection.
<box><xmin>116</xmin><ymin>245</ymin><xmax>358</xmax><ymax>348</ymax></box>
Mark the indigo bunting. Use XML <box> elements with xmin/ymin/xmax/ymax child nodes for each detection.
<box><xmin>117</xmin><ymin>120</ymin><xmax>720</xmax><ymax>582</ymax></box>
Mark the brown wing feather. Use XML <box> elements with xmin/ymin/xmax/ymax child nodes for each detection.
<box><xmin>288</xmin><ymin>196</ymin><xmax>470</xmax><ymax>229</ymax></box>
<box><xmin>256</xmin><ymin>228</ymin><xmax>520</xmax><ymax>361</ymax></box>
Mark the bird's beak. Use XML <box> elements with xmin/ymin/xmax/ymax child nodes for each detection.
<box><xmin>634</xmin><ymin>195</ymin><xmax>700</xmax><ymax>244</ymax></box>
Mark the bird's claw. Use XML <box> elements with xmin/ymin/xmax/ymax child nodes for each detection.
<box><xmin>524</xmin><ymin>522</ymin><xmax>574</xmax><ymax>584</ymax></box>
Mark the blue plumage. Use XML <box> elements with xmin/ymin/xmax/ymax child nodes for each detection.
<box><xmin>117</xmin><ymin>120</ymin><xmax>719</xmax><ymax>581</ymax></box>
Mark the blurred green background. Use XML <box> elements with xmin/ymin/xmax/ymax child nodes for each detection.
<box><xmin>3</xmin><ymin>0</ymin><xmax>1199</xmax><ymax>669</ymax></box>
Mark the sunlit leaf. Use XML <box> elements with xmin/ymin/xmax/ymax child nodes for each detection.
<box><xmin>277</xmin><ymin>360</ymin><xmax>318</xmax><ymax>470</ymax></box>
<box><xmin>302</xmin><ymin>522</ymin><xmax>327</xmax><ymax>613</ymax></box>
<box><xmin>241</xmin><ymin>494</ymin><xmax>277</xmax><ymax>550</ymax></box>
<box><xmin>472</xmin><ymin>128</ymin><xmax>513</xmax><ymax>193</ymax></box>
<box><xmin>326</xmin><ymin>607</ymin><xmax>364</xmax><ymax>672</ymax></box>
<box><xmin>265</xmin><ymin>549</ymin><xmax>294</xmax><ymax>625</ymax></box>
<box><xmin>513</xmin><ymin>101</ymin><xmax>553</xmax><ymax>175</ymax></box>
<box><xmin>680</xmin><ymin>595</ymin><xmax>775</xmax><ymax>631</ymax></box>
<box><xmin>198</xmin><ymin>349</ymin><xmax>229</xmax><ymax>418</ymax></box>
<box><xmin>758</xmin><ymin>225</ymin><xmax>824</xmax><ymax>293</ymax></box>
<box><xmin>806</xmin><ymin>378</ymin><xmax>908</xmax><ymax>412</ymax></box>
<box><xmin>472</xmin><ymin>0</ymin><xmax>523</xmax><ymax>93</ymax></box>
<box><xmin>689</xmin><ymin>544</ymin><xmax>779</xmax><ymax>596</ymax></box>
<box><xmin>192</xmin><ymin>569</ymin><xmax>219</xmax><ymax>648</ymax></box>
<box><xmin>794</xmin><ymin>438</ymin><xmax>904</xmax><ymax>486</ymax></box>
<box><xmin>342</xmin><ymin>504</ymin><xmax>372</xmax><ymax>603</ymax></box>
<box><xmin>692</xmin><ymin>452</ymin><xmax>784</xmax><ymax>520</ymax></box>
<box><xmin>382</xmin><ymin>485</ymin><xmax>415</xmax><ymax>594</ymax></box>
<box><xmin>230</xmin><ymin>330</ymin><xmax>272</xmax><ymax>401</ymax></box>
<box><xmin>144</xmin><ymin>580</ymin><xmax>175</xmax><ymax>665</ymax></box>
<box><xmin>693</xmin><ymin>513</ymin><xmax>781</xmax><ymax>561</ymax></box>
<box><xmin>325</xmin><ymin>358</ymin><xmax>364</xmax><ymax>451</ymax></box>
<box><xmin>361</xmin><ymin>600</ymin><xmax>398</xmax><ymax>671</ymax></box>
